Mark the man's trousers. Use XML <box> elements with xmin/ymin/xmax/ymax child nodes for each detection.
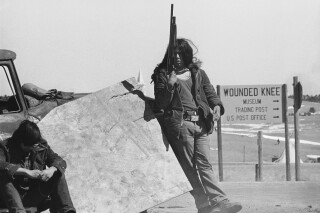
<box><xmin>165</xmin><ymin>119</ymin><xmax>226</xmax><ymax>209</ymax></box>
<box><xmin>0</xmin><ymin>172</ymin><xmax>75</xmax><ymax>213</ymax></box>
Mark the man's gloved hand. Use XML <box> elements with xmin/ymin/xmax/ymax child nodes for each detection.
<box><xmin>152</xmin><ymin>68</ymin><xmax>169</xmax><ymax>90</ymax></box>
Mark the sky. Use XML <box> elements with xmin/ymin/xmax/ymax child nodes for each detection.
<box><xmin>1</xmin><ymin>0</ymin><xmax>320</xmax><ymax>98</ymax></box>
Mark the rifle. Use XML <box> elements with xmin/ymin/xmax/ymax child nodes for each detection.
<box><xmin>167</xmin><ymin>4</ymin><xmax>177</xmax><ymax>75</ymax></box>
<box><xmin>150</xmin><ymin>4</ymin><xmax>177</xmax><ymax>85</ymax></box>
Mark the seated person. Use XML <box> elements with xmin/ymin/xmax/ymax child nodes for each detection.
<box><xmin>0</xmin><ymin>120</ymin><xmax>76</xmax><ymax>213</ymax></box>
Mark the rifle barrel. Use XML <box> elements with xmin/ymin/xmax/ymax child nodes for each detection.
<box><xmin>167</xmin><ymin>4</ymin><xmax>177</xmax><ymax>74</ymax></box>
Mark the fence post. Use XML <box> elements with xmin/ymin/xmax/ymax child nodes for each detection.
<box><xmin>257</xmin><ymin>131</ymin><xmax>263</xmax><ymax>181</ymax></box>
<box><xmin>255</xmin><ymin>164</ymin><xmax>259</xmax><ymax>181</ymax></box>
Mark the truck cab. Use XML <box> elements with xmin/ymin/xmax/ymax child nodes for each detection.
<box><xmin>0</xmin><ymin>49</ymin><xmax>29</xmax><ymax>138</ymax></box>
<box><xmin>0</xmin><ymin>49</ymin><xmax>87</xmax><ymax>140</ymax></box>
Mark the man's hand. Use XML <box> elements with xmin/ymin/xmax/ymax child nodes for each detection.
<box><xmin>212</xmin><ymin>105</ymin><xmax>221</xmax><ymax>121</ymax></box>
<box><xmin>24</xmin><ymin>169</ymin><xmax>42</xmax><ymax>179</ymax></box>
<box><xmin>40</xmin><ymin>167</ymin><xmax>57</xmax><ymax>182</ymax></box>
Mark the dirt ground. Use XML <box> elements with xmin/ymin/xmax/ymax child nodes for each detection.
<box><xmin>145</xmin><ymin>182</ymin><xmax>320</xmax><ymax>213</ymax></box>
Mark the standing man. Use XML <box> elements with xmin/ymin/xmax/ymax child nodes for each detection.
<box><xmin>0</xmin><ymin>120</ymin><xmax>76</xmax><ymax>213</ymax></box>
<box><xmin>152</xmin><ymin>38</ymin><xmax>242</xmax><ymax>213</ymax></box>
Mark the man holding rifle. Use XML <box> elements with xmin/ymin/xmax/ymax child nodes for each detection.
<box><xmin>151</xmin><ymin>5</ymin><xmax>242</xmax><ymax>213</ymax></box>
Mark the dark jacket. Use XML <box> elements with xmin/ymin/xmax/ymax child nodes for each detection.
<box><xmin>153</xmin><ymin>66</ymin><xmax>224</xmax><ymax>135</ymax></box>
<box><xmin>0</xmin><ymin>138</ymin><xmax>66</xmax><ymax>182</ymax></box>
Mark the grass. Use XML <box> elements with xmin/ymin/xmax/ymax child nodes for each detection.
<box><xmin>206</xmin><ymin>112</ymin><xmax>320</xmax><ymax>182</ymax></box>
<box><xmin>209</xmin><ymin>133</ymin><xmax>320</xmax><ymax>163</ymax></box>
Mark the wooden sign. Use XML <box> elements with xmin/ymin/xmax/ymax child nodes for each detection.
<box><xmin>220</xmin><ymin>84</ymin><xmax>283</xmax><ymax>124</ymax></box>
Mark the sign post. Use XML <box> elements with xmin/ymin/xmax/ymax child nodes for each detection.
<box><xmin>293</xmin><ymin>76</ymin><xmax>302</xmax><ymax>181</ymax></box>
<box><xmin>217</xmin><ymin>85</ymin><xmax>223</xmax><ymax>181</ymax></box>
<box><xmin>282</xmin><ymin>84</ymin><xmax>291</xmax><ymax>181</ymax></box>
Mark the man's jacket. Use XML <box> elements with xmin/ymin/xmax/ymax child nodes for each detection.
<box><xmin>153</xmin><ymin>65</ymin><xmax>225</xmax><ymax>136</ymax></box>
<box><xmin>0</xmin><ymin>138</ymin><xmax>66</xmax><ymax>182</ymax></box>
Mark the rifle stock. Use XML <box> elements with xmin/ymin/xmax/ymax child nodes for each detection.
<box><xmin>167</xmin><ymin>4</ymin><xmax>177</xmax><ymax>75</ymax></box>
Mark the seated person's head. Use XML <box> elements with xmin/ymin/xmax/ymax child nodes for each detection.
<box><xmin>12</xmin><ymin>120</ymin><xmax>42</xmax><ymax>153</ymax></box>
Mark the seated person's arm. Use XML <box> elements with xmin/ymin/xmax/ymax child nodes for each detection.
<box><xmin>14</xmin><ymin>167</ymin><xmax>42</xmax><ymax>179</ymax></box>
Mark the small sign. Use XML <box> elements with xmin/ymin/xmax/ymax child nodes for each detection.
<box><xmin>294</xmin><ymin>82</ymin><xmax>303</xmax><ymax>109</ymax></box>
<box><xmin>220</xmin><ymin>84</ymin><xmax>283</xmax><ymax>124</ymax></box>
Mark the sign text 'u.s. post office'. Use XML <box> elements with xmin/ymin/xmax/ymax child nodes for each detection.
<box><xmin>219</xmin><ymin>85</ymin><xmax>283</xmax><ymax>124</ymax></box>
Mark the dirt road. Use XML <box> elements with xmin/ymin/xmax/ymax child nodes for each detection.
<box><xmin>146</xmin><ymin>182</ymin><xmax>320</xmax><ymax>213</ymax></box>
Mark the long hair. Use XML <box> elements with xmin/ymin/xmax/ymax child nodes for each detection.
<box><xmin>158</xmin><ymin>38</ymin><xmax>200</xmax><ymax>70</ymax></box>
<box><xmin>11</xmin><ymin>120</ymin><xmax>42</xmax><ymax>146</ymax></box>
<box><xmin>151</xmin><ymin>38</ymin><xmax>202</xmax><ymax>84</ymax></box>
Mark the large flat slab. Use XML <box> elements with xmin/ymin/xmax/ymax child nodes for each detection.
<box><xmin>38</xmin><ymin>78</ymin><xmax>191</xmax><ymax>213</ymax></box>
